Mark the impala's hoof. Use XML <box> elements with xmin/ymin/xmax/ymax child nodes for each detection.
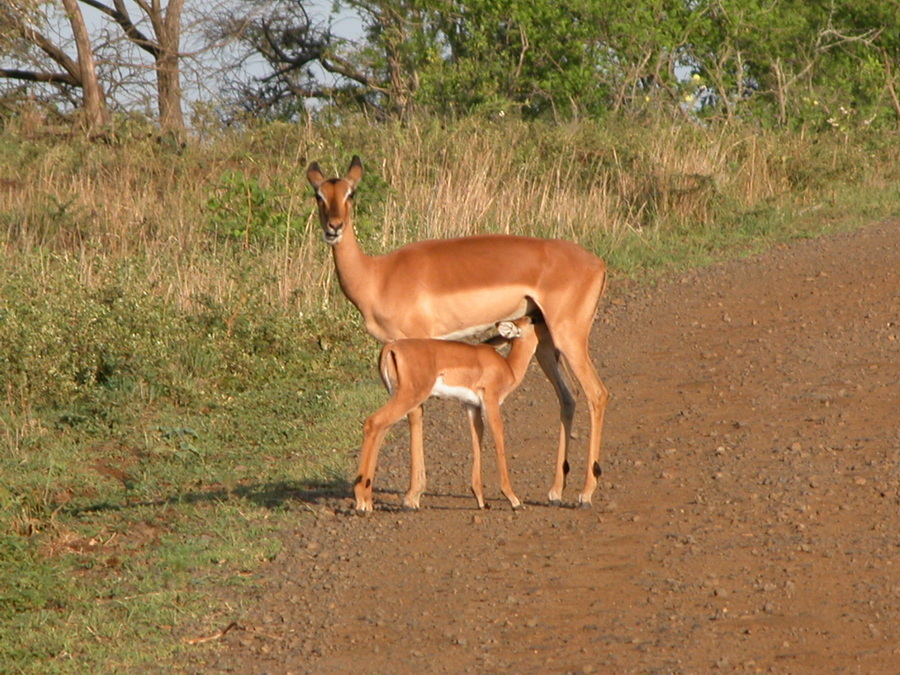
<box><xmin>548</xmin><ymin>498</ymin><xmax>563</xmax><ymax>507</ymax></box>
<box><xmin>577</xmin><ymin>500</ymin><xmax>593</xmax><ymax>510</ymax></box>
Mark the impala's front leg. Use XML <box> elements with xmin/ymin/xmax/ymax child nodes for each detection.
<box><xmin>484</xmin><ymin>396</ymin><xmax>521</xmax><ymax>510</ymax></box>
<box><xmin>465</xmin><ymin>404</ymin><xmax>486</xmax><ymax>509</ymax></box>
<box><xmin>402</xmin><ymin>405</ymin><xmax>427</xmax><ymax>510</ymax></box>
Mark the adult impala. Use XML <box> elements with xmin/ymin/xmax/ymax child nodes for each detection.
<box><xmin>308</xmin><ymin>156</ymin><xmax>609</xmax><ymax>507</ymax></box>
<box><xmin>356</xmin><ymin>317</ymin><xmax>538</xmax><ymax>512</ymax></box>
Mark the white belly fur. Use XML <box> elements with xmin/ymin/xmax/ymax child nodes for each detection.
<box><xmin>437</xmin><ymin>298</ymin><xmax>533</xmax><ymax>342</ymax></box>
<box><xmin>439</xmin><ymin>322</ymin><xmax>498</xmax><ymax>342</ymax></box>
<box><xmin>430</xmin><ymin>376</ymin><xmax>481</xmax><ymax>407</ymax></box>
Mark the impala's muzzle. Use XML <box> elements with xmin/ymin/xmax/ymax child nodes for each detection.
<box><xmin>323</xmin><ymin>221</ymin><xmax>344</xmax><ymax>245</ymax></box>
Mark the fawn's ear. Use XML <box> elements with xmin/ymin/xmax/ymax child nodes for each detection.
<box><xmin>497</xmin><ymin>321</ymin><xmax>521</xmax><ymax>339</ymax></box>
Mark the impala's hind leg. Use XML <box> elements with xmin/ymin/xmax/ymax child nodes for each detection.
<box><xmin>357</xmin><ymin>400</ymin><xmax>410</xmax><ymax>512</ymax></box>
<box><xmin>538</xmin><ymin>265</ymin><xmax>608</xmax><ymax>507</ymax></box>
<box><xmin>358</xmin><ymin>394</ymin><xmax>428</xmax><ymax>512</ymax></box>
<box><xmin>554</xmin><ymin>335</ymin><xmax>608</xmax><ymax>507</ymax></box>
<box><xmin>535</xmin><ymin>324</ymin><xmax>576</xmax><ymax>505</ymax></box>
<box><xmin>402</xmin><ymin>405</ymin><xmax>427</xmax><ymax>510</ymax></box>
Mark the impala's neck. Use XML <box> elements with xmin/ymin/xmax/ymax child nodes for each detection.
<box><xmin>307</xmin><ymin>158</ymin><xmax>373</xmax><ymax>315</ymax></box>
<box><xmin>505</xmin><ymin>330</ymin><xmax>539</xmax><ymax>387</ymax></box>
<box><xmin>330</xmin><ymin>223</ymin><xmax>374</xmax><ymax>309</ymax></box>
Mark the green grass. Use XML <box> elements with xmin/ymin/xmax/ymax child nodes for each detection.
<box><xmin>0</xmin><ymin>113</ymin><xmax>898</xmax><ymax>671</ymax></box>
<box><xmin>0</xmin><ymin>362</ymin><xmax>383</xmax><ymax>672</ymax></box>
<box><xmin>1</xmin><ymin>498</ymin><xmax>283</xmax><ymax>673</ymax></box>
<box><xmin>0</xmin><ymin>255</ymin><xmax>385</xmax><ymax>672</ymax></box>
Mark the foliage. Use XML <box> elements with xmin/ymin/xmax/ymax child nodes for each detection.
<box><xmin>206</xmin><ymin>170</ymin><xmax>306</xmax><ymax>244</ymax></box>
<box><xmin>411</xmin><ymin>0</ymin><xmax>711</xmax><ymax>119</ymax></box>
<box><xmin>230</xmin><ymin>0</ymin><xmax>900</xmax><ymax>127</ymax></box>
<box><xmin>680</xmin><ymin>0</ymin><xmax>899</xmax><ymax>128</ymax></box>
<box><xmin>2</xmin><ymin>0</ymin><xmax>898</xmax><ymax>128</ymax></box>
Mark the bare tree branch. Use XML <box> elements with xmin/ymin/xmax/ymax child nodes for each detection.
<box><xmin>0</xmin><ymin>67</ymin><xmax>79</xmax><ymax>85</ymax></box>
<box><xmin>77</xmin><ymin>0</ymin><xmax>159</xmax><ymax>56</ymax></box>
<box><xmin>21</xmin><ymin>25</ymin><xmax>81</xmax><ymax>80</ymax></box>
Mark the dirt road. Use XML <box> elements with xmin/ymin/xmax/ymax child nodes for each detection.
<box><xmin>193</xmin><ymin>221</ymin><xmax>898</xmax><ymax>674</ymax></box>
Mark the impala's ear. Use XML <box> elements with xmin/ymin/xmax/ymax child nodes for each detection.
<box><xmin>497</xmin><ymin>321</ymin><xmax>520</xmax><ymax>339</ymax></box>
<box><xmin>307</xmin><ymin>162</ymin><xmax>325</xmax><ymax>189</ymax></box>
<box><xmin>345</xmin><ymin>155</ymin><xmax>363</xmax><ymax>188</ymax></box>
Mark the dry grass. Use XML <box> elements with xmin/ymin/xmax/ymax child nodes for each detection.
<box><xmin>1</xmin><ymin>114</ymin><xmax>895</xmax><ymax>315</ymax></box>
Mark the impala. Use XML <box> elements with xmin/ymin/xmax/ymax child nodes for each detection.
<box><xmin>356</xmin><ymin>317</ymin><xmax>538</xmax><ymax>512</ymax></box>
<box><xmin>308</xmin><ymin>156</ymin><xmax>610</xmax><ymax>507</ymax></box>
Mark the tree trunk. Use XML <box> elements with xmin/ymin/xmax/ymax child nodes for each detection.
<box><xmin>60</xmin><ymin>0</ymin><xmax>108</xmax><ymax>130</ymax></box>
<box><xmin>882</xmin><ymin>49</ymin><xmax>900</xmax><ymax>128</ymax></box>
<box><xmin>155</xmin><ymin>0</ymin><xmax>186</xmax><ymax>136</ymax></box>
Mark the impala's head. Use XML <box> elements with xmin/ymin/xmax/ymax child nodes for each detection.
<box><xmin>306</xmin><ymin>156</ymin><xmax>363</xmax><ymax>246</ymax></box>
<box><xmin>497</xmin><ymin>316</ymin><xmax>536</xmax><ymax>341</ymax></box>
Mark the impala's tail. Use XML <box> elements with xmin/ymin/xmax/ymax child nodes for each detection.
<box><xmin>378</xmin><ymin>343</ymin><xmax>401</xmax><ymax>396</ymax></box>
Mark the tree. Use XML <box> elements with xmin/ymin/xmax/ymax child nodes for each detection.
<box><xmin>62</xmin><ymin>0</ymin><xmax>107</xmax><ymax>128</ymax></box>
<box><xmin>417</xmin><ymin>0</ymin><xmax>607</xmax><ymax>118</ymax></box>
<box><xmin>79</xmin><ymin>0</ymin><xmax>187</xmax><ymax>134</ymax></box>
<box><xmin>1</xmin><ymin>0</ymin><xmax>192</xmax><ymax>135</ymax></box>
<box><xmin>210</xmin><ymin>0</ymin><xmax>436</xmax><ymax>121</ymax></box>
<box><xmin>346</xmin><ymin>0</ymin><xmax>436</xmax><ymax>119</ymax></box>
<box><xmin>208</xmin><ymin>0</ymin><xmax>347</xmax><ymax>119</ymax></box>
<box><xmin>0</xmin><ymin>0</ymin><xmax>109</xmax><ymax>129</ymax></box>
<box><xmin>223</xmin><ymin>0</ymin><xmax>718</xmax><ymax>121</ymax></box>
<box><xmin>684</xmin><ymin>0</ymin><xmax>897</xmax><ymax>127</ymax></box>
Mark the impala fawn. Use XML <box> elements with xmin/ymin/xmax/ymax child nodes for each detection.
<box><xmin>354</xmin><ymin>317</ymin><xmax>539</xmax><ymax>512</ymax></box>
